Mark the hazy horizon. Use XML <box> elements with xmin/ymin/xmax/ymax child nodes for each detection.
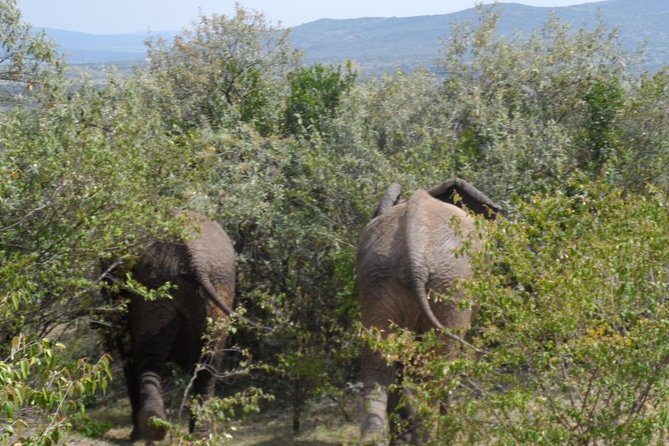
<box><xmin>17</xmin><ymin>0</ymin><xmax>607</xmax><ymax>35</ymax></box>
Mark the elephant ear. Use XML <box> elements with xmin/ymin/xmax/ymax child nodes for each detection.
<box><xmin>373</xmin><ymin>183</ymin><xmax>402</xmax><ymax>218</ymax></box>
<box><xmin>428</xmin><ymin>178</ymin><xmax>500</xmax><ymax>219</ymax></box>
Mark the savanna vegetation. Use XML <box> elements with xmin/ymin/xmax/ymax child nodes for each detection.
<box><xmin>1</xmin><ymin>0</ymin><xmax>669</xmax><ymax>443</ymax></box>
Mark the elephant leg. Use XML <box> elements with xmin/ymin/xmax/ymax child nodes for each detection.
<box><xmin>388</xmin><ymin>365</ymin><xmax>411</xmax><ymax>445</ymax></box>
<box><xmin>388</xmin><ymin>365</ymin><xmax>424</xmax><ymax>446</ymax></box>
<box><xmin>137</xmin><ymin>371</ymin><xmax>168</xmax><ymax>442</ymax></box>
<box><xmin>129</xmin><ymin>298</ymin><xmax>179</xmax><ymax>442</ymax></box>
<box><xmin>123</xmin><ymin>359</ymin><xmax>142</xmax><ymax>442</ymax></box>
<box><xmin>188</xmin><ymin>333</ymin><xmax>225</xmax><ymax>436</ymax></box>
<box><xmin>391</xmin><ymin>389</ymin><xmax>428</xmax><ymax>445</ymax></box>
<box><xmin>188</xmin><ymin>362</ymin><xmax>217</xmax><ymax>435</ymax></box>
<box><xmin>388</xmin><ymin>374</ymin><xmax>409</xmax><ymax>445</ymax></box>
<box><xmin>361</xmin><ymin>345</ymin><xmax>394</xmax><ymax>446</ymax></box>
<box><xmin>188</xmin><ymin>369</ymin><xmax>214</xmax><ymax>436</ymax></box>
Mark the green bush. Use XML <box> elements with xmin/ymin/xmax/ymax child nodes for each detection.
<box><xmin>371</xmin><ymin>179</ymin><xmax>669</xmax><ymax>445</ymax></box>
<box><xmin>3</xmin><ymin>1</ymin><xmax>669</xmax><ymax>443</ymax></box>
<box><xmin>182</xmin><ymin>126</ymin><xmax>375</xmax><ymax>429</ymax></box>
<box><xmin>283</xmin><ymin>62</ymin><xmax>357</xmax><ymax>136</ymax></box>
<box><xmin>144</xmin><ymin>6</ymin><xmax>299</xmax><ymax>134</ymax></box>
<box><xmin>0</xmin><ymin>42</ymin><xmax>195</xmax><ymax>445</ymax></box>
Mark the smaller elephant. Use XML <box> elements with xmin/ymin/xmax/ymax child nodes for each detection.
<box><xmin>105</xmin><ymin>210</ymin><xmax>236</xmax><ymax>443</ymax></box>
<box><xmin>357</xmin><ymin>178</ymin><xmax>499</xmax><ymax>445</ymax></box>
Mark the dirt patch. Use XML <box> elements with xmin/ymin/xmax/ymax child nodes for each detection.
<box><xmin>65</xmin><ymin>391</ymin><xmax>362</xmax><ymax>445</ymax></box>
<box><xmin>230</xmin><ymin>396</ymin><xmax>361</xmax><ymax>446</ymax></box>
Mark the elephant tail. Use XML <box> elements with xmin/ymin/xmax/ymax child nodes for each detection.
<box><xmin>192</xmin><ymin>264</ymin><xmax>267</xmax><ymax>331</ymax></box>
<box><xmin>405</xmin><ymin>190</ymin><xmax>444</xmax><ymax>330</ymax></box>
<box><xmin>178</xmin><ymin>211</ymin><xmax>237</xmax><ymax>318</ymax></box>
<box><xmin>195</xmin><ymin>271</ymin><xmax>264</xmax><ymax>330</ymax></box>
<box><xmin>188</xmin><ymin>245</ymin><xmax>269</xmax><ymax>333</ymax></box>
<box><xmin>196</xmin><ymin>271</ymin><xmax>235</xmax><ymax>318</ymax></box>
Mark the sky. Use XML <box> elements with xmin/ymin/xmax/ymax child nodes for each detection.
<box><xmin>17</xmin><ymin>0</ymin><xmax>607</xmax><ymax>35</ymax></box>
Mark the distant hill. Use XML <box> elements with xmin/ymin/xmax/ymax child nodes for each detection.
<box><xmin>289</xmin><ymin>0</ymin><xmax>669</xmax><ymax>73</ymax></box>
<box><xmin>39</xmin><ymin>0</ymin><xmax>669</xmax><ymax>73</ymax></box>
<box><xmin>37</xmin><ymin>28</ymin><xmax>175</xmax><ymax>65</ymax></box>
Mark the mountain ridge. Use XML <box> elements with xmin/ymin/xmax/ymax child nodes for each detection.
<box><xmin>38</xmin><ymin>0</ymin><xmax>669</xmax><ymax>72</ymax></box>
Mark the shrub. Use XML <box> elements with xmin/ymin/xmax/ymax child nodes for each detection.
<box><xmin>373</xmin><ymin>179</ymin><xmax>669</xmax><ymax>445</ymax></box>
<box><xmin>144</xmin><ymin>6</ymin><xmax>299</xmax><ymax>134</ymax></box>
<box><xmin>283</xmin><ymin>62</ymin><xmax>357</xmax><ymax>136</ymax></box>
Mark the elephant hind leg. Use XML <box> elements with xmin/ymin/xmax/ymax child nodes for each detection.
<box><xmin>137</xmin><ymin>371</ymin><xmax>168</xmax><ymax>442</ymax></box>
<box><xmin>388</xmin><ymin>361</ymin><xmax>425</xmax><ymax>445</ymax></box>
<box><xmin>128</xmin><ymin>295</ymin><xmax>179</xmax><ymax>441</ymax></box>
<box><xmin>188</xmin><ymin>365</ymin><xmax>216</xmax><ymax>435</ymax></box>
<box><xmin>189</xmin><ymin>336</ymin><xmax>225</xmax><ymax>436</ymax></box>
<box><xmin>361</xmin><ymin>346</ymin><xmax>395</xmax><ymax>446</ymax></box>
<box><xmin>388</xmin><ymin>386</ymin><xmax>425</xmax><ymax>446</ymax></box>
<box><xmin>123</xmin><ymin>360</ymin><xmax>142</xmax><ymax>442</ymax></box>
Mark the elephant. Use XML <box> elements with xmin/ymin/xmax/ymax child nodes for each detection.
<box><xmin>357</xmin><ymin>178</ymin><xmax>499</xmax><ymax>445</ymax></box>
<box><xmin>104</xmin><ymin>210</ymin><xmax>236</xmax><ymax>443</ymax></box>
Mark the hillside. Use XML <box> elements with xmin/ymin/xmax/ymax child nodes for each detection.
<box><xmin>289</xmin><ymin>0</ymin><xmax>669</xmax><ymax>72</ymax></box>
<box><xmin>38</xmin><ymin>28</ymin><xmax>174</xmax><ymax>65</ymax></box>
<box><xmin>40</xmin><ymin>0</ymin><xmax>669</xmax><ymax>73</ymax></box>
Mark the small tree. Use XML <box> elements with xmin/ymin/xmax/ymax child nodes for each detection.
<box><xmin>0</xmin><ymin>0</ymin><xmax>59</xmax><ymax>101</ymax></box>
<box><xmin>283</xmin><ymin>62</ymin><xmax>357</xmax><ymax>136</ymax></box>
<box><xmin>370</xmin><ymin>179</ymin><xmax>669</xmax><ymax>445</ymax></box>
<box><xmin>435</xmin><ymin>6</ymin><xmax>637</xmax><ymax>198</ymax></box>
<box><xmin>615</xmin><ymin>67</ymin><xmax>669</xmax><ymax>193</ymax></box>
<box><xmin>145</xmin><ymin>5</ymin><xmax>299</xmax><ymax>134</ymax></box>
<box><xmin>0</xmin><ymin>70</ymin><xmax>196</xmax><ymax>441</ymax></box>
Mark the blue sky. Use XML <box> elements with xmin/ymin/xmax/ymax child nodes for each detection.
<box><xmin>17</xmin><ymin>0</ymin><xmax>606</xmax><ymax>34</ymax></box>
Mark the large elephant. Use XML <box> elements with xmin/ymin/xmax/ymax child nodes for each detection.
<box><xmin>357</xmin><ymin>178</ymin><xmax>499</xmax><ymax>445</ymax></box>
<box><xmin>105</xmin><ymin>210</ymin><xmax>236</xmax><ymax>443</ymax></box>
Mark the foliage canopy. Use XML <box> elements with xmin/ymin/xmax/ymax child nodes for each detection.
<box><xmin>1</xmin><ymin>2</ymin><xmax>669</xmax><ymax>444</ymax></box>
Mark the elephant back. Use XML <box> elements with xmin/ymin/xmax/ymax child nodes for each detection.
<box><xmin>358</xmin><ymin>191</ymin><xmax>476</xmax><ymax>280</ymax></box>
<box><xmin>132</xmin><ymin>240</ymin><xmax>192</xmax><ymax>289</ymax></box>
<box><xmin>402</xmin><ymin>190</ymin><xmax>477</xmax><ymax>287</ymax></box>
<box><xmin>180</xmin><ymin>211</ymin><xmax>236</xmax><ymax>288</ymax></box>
<box><xmin>131</xmin><ymin>211</ymin><xmax>236</xmax><ymax>304</ymax></box>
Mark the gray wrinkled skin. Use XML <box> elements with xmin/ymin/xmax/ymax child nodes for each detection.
<box><xmin>112</xmin><ymin>211</ymin><xmax>235</xmax><ymax>443</ymax></box>
<box><xmin>357</xmin><ymin>186</ymin><xmax>487</xmax><ymax>445</ymax></box>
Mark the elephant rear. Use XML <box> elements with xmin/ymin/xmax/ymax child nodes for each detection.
<box><xmin>357</xmin><ymin>182</ymin><xmax>494</xmax><ymax>445</ymax></box>
<box><xmin>119</xmin><ymin>210</ymin><xmax>236</xmax><ymax>442</ymax></box>
<box><xmin>357</xmin><ymin>189</ymin><xmax>477</xmax><ymax>332</ymax></box>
